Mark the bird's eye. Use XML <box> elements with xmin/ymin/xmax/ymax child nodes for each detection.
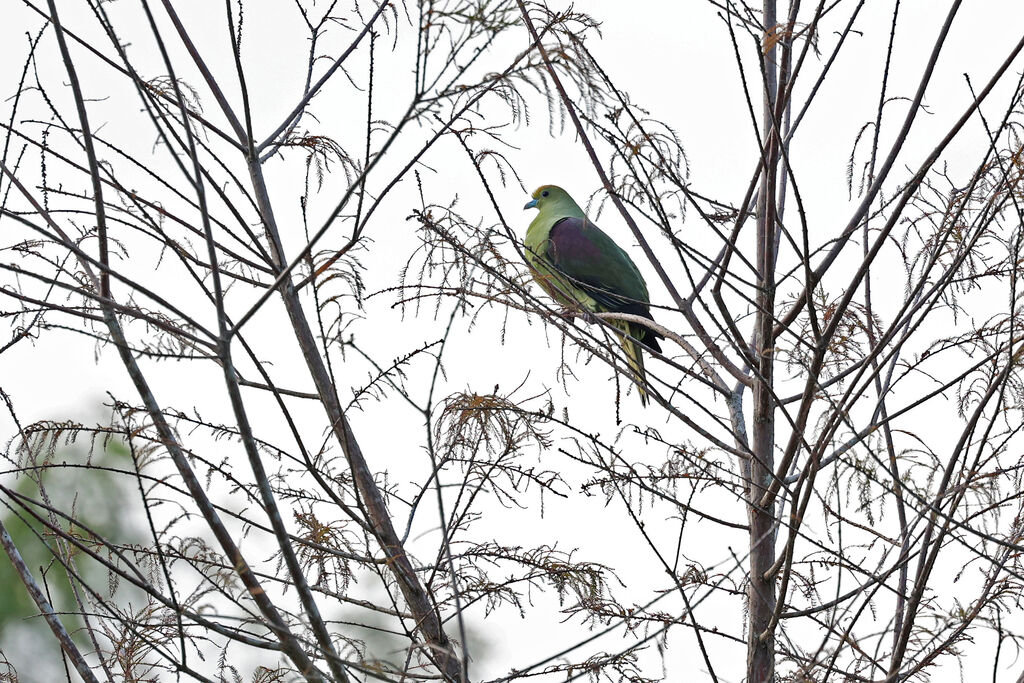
<box><xmin>541</xmin><ymin>190</ymin><xmax>549</xmax><ymax>197</ymax></box>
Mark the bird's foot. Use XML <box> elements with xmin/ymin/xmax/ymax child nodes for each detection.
<box><xmin>556</xmin><ymin>307</ymin><xmax>598</xmax><ymax>326</ymax></box>
<box><xmin>556</xmin><ymin>307</ymin><xmax>579</xmax><ymax>323</ymax></box>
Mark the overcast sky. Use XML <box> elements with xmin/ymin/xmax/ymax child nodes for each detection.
<box><xmin>4</xmin><ymin>1</ymin><xmax>1024</xmax><ymax>681</ymax></box>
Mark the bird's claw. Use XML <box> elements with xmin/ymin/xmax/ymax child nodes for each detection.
<box><xmin>556</xmin><ymin>307</ymin><xmax>598</xmax><ymax>326</ymax></box>
<box><xmin>555</xmin><ymin>307</ymin><xmax>578</xmax><ymax>324</ymax></box>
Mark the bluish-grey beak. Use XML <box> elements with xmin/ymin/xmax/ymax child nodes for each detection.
<box><xmin>524</xmin><ymin>198</ymin><xmax>538</xmax><ymax>210</ymax></box>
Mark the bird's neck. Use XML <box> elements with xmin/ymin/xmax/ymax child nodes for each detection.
<box><xmin>544</xmin><ymin>197</ymin><xmax>585</xmax><ymax>220</ymax></box>
<box><xmin>526</xmin><ymin>199</ymin><xmax>584</xmax><ymax>249</ymax></box>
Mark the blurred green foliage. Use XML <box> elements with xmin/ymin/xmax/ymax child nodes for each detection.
<box><xmin>0</xmin><ymin>438</ymin><xmax>139</xmax><ymax>680</ymax></box>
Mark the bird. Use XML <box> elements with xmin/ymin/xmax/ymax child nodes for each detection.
<box><xmin>523</xmin><ymin>184</ymin><xmax>662</xmax><ymax>404</ymax></box>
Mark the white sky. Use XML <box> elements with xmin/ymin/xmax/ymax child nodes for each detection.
<box><xmin>3</xmin><ymin>1</ymin><xmax>1024</xmax><ymax>682</ymax></box>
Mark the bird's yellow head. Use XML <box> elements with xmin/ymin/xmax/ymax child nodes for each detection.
<box><xmin>523</xmin><ymin>185</ymin><xmax>575</xmax><ymax>212</ymax></box>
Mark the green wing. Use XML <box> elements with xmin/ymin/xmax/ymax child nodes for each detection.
<box><xmin>525</xmin><ymin>212</ymin><xmax>663</xmax><ymax>402</ymax></box>
<box><xmin>544</xmin><ymin>217</ymin><xmax>650</xmax><ymax>314</ymax></box>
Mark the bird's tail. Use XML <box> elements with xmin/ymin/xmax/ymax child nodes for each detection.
<box><xmin>612</xmin><ymin>321</ymin><xmax>649</xmax><ymax>406</ymax></box>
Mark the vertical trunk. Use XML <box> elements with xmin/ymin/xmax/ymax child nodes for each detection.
<box><xmin>747</xmin><ymin>1</ymin><xmax>779</xmax><ymax>681</ymax></box>
<box><xmin>747</xmin><ymin>156</ymin><xmax>779</xmax><ymax>679</ymax></box>
<box><xmin>747</xmin><ymin>401</ymin><xmax>777</xmax><ymax>683</ymax></box>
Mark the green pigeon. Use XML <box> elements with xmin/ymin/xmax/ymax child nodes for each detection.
<box><xmin>523</xmin><ymin>184</ymin><xmax>662</xmax><ymax>404</ymax></box>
